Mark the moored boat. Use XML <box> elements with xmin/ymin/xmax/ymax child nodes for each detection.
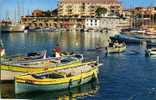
<box><xmin>106</xmin><ymin>42</ymin><xmax>126</xmax><ymax>54</ymax></box>
<box><xmin>2</xmin><ymin>50</ymin><xmax>47</xmax><ymax>62</ymax></box>
<box><xmin>15</xmin><ymin>61</ymin><xmax>101</xmax><ymax>94</ymax></box>
<box><xmin>15</xmin><ymin>79</ymin><xmax>99</xmax><ymax>99</ymax></box>
<box><xmin>145</xmin><ymin>48</ymin><xmax>156</xmax><ymax>57</ymax></box>
<box><xmin>1</xmin><ymin>56</ymin><xmax>82</xmax><ymax>81</ymax></box>
<box><xmin>0</xmin><ymin>20</ymin><xmax>25</xmax><ymax>33</ymax></box>
<box><xmin>110</xmin><ymin>34</ymin><xmax>142</xmax><ymax>44</ymax></box>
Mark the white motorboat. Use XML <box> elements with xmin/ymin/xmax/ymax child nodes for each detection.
<box><xmin>145</xmin><ymin>48</ymin><xmax>156</xmax><ymax>57</ymax></box>
<box><xmin>1</xmin><ymin>20</ymin><xmax>25</xmax><ymax>33</ymax></box>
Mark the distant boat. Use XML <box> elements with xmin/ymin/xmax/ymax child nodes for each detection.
<box><xmin>0</xmin><ymin>20</ymin><xmax>25</xmax><ymax>33</ymax></box>
<box><xmin>145</xmin><ymin>29</ymin><xmax>156</xmax><ymax>35</ymax></box>
<box><xmin>27</xmin><ymin>27</ymin><xmax>57</xmax><ymax>33</ymax></box>
<box><xmin>106</xmin><ymin>42</ymin><xmax>126</xmax><ymax>54</ymax></box>
<box><xmin>110</xmin><ymin>34</ymin><xmax>142</xmax><ymax>44</ymax></box>
<box><xmin>15</xmin><ymin>61</ymin><xmax>101</xmax><ymax>94</ymax></box>
<box><xmin>134</xmin><ymin>34</ymin><xmax>156</xmax><ymax>39</ymax></box>
<box><xmin>145</xmin><ymin>48</ymin><xmax>156</xmax><ymax>57</ymax></box>
<box><xmin>121</xmin><ymin>28</ymin><xmax>146</xmax><ymax>34</ymax></box>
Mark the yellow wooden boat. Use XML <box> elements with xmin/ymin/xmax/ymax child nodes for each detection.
<box><xmin>15</xmin><ymin>61</ymin><xmax>101</xmax><ymax>94</ymax></box>
<box><xmin>106</xmin><ymin>42</ymin><xmax>126</xmax><ymax>54</ymax></box>
<box><xmin>1</xmin><ymin>57</ymin><xmax>82</xmax><ymax>81</ymax></box>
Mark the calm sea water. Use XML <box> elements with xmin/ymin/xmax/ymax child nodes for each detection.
<box><xmin>1</xmin><ymin>32</ymin><xmax>156</xmax><ymax>100</ymax></box>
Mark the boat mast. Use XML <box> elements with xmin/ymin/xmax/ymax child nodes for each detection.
<box><xmin>130</xmin><ymin>0</ymin><xmax>135</xmax><ymax>29</ymax></box>
<box><xmin>132</xmin><ymin>0</ymin><xmax>135</xmax><ymax>29</ymax></box>
<box><xmin>149</xmin><ymin>0</ymin><xmax>154</xmax><ymax>28</ymax></box>
<box><xmin>17</xmin><ymin>0</ymin><xmax>21</xmax><ymax>23</ymax></box>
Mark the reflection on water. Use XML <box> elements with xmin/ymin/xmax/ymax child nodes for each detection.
<box><xmin>1</xmin><ymin>31</ymin><xmax>109</xmax><ymax>56</ymax></box>
<box><xmin>1</xmin><ymin>31</ymin><xmax>103</xmax><ymax>99</ymax></box>
<box><xmin>1</xmin><ymin>32</ymin><xmax>156</xmax><ymax>100</ymax></box>
<box><xmin>1</xmin><ymin>80</ymin><xmax>99</xmax><ymax>99</ymax></box>
<box><xmin>1</xmin><ymin>82</ymin><xmax>15</xmax><ymax>98</ymax></box>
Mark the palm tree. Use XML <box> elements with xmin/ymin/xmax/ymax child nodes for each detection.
<box><xmin>44</xmin><ymin>10</ymin><xmax>52</xmax><ymax>17</ymax></box>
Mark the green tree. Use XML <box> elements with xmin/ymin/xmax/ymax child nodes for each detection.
<box><xmin>96</xmin><ymin>7</ymin><xmax>107</xmax><ymax>17</ymax></box>
<box><xmin>44</xmin><ymin>10</ymin><xmax>51</xmax><ymax>17</ymax></box>
<box><xmin>154</xmin><ymin>13</ymin><xmax>156</xmax><ymax>23</ymax></box>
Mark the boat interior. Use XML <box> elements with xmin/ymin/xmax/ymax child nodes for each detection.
<box><xmin>30</xmin><ymin>63</ymin><xmax>97</xmax><ymax>79</ymax></box>
<box><xmin>2</xmin><ymin>56</ymin><xmax>78</xmax><ymax>68</ymax></box>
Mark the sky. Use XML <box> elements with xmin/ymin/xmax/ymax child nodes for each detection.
<box><xmin>0</xmin><ymin>0</ymin><xmax>156</xmax><ymax>20</ymax></box>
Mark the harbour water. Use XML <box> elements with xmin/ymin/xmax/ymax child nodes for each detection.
<box><xmin>1</xmin><ymin>31</ymin><xmax>156</xmax><ymax>100</ymax></box>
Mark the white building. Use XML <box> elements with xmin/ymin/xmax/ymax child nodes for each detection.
<box><xmin>84</xmin><ymin>17</ymin><xmax>130</xmax><ymax>32</ymax></box>
<box><xmin>99</xmin><ymin>16</ymin><xmax>130</xmax><ymax>31</ymax></box>
<box><xmin>85</xmin><ymin>18</ymin><xmax>100</xmax><ymax>30</ymax></box>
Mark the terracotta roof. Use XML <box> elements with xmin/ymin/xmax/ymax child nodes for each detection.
<box><xmin>60</xmin><ymin>0</ymin><xmax>120</xmax><ymax>4</ymax></box>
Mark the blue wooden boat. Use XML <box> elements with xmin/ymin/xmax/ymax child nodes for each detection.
<box><xmin>110</xmin><ymin>34</ymin><xmax>142</xmax><ymax>44</ymax></box>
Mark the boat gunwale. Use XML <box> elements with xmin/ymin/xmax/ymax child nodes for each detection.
<box><xmin>15</xmin><ymin>72</ymin><xmax>96</xmax><ymax>85</ymax></box>
<box><xmin>15</xmin><ymin>61</ymin><xmax>97</xmax><ymax>76</ymax></box>
<box><xmin>15</xmin><ymin>66</ymin><xmax>98</xmax><ymax>85</ymax></box>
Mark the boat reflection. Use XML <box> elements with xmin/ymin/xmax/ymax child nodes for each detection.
<box><xmin>16</xmin><ymin>79</ymin><xmax>99</xmax><ymax>100</ymax></box>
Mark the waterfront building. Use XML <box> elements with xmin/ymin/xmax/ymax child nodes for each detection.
<box><xmin>124</xmin><ymin>7</ymin><xmax>156</xmax><ymax>29</ymax></box>
<box><xmin>58</xmin><ymin>0</ymin><xmax>122</xmax><ymax>17</ymax></box>
<box><xmin>20</xmin><ymin>0</ymin><xmax>129</xmax><ymax>31</ymax></box>
<box><xmin>21</xmin><ymin>15</ymin><xmax>130</xmax><ymax>31</ymax></box>
<box><xmin>21</xmin><ymin>16</ymin><xmax>85</xmax><ymax>29</ymax></box>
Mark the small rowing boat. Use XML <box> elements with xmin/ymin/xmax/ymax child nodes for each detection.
<box><xmin>106</xmin><ymin>42</ymin><xmax>126</xmax><ymax>54</ymax></box>
<box><xmin>15</xmin><ymin>61</ymin><xmax>101</xmax><ymax>94</ymax></box>
<box><xmin>1</xmin><ymin>56</ymin><xmax>82</xmax><ymax>81</ymax></box>
<box><xmin>2</xmin><ymin>50</ymin><xmax>47</xmax><ymax>62</ymax></box>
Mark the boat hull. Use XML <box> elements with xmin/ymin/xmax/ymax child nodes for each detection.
<box><xmin>1</xmin><ymin>24</ymin><xmax>25</xmax><ymax>33</ymax></box>
<box><xmin>15</xmin><ymin>66</ymin><xmax>98</xmax><ymax>94</ymax></box>
<box><xmin>106</xmin><ymin>46</ymin><xmax>126</xmax><ymax>53</ymax></box>
<box><xmin>1</xmin><ymin>61</ymin><xmax>81</xmax><ymax>81</ymax></box>
<box><xmin>145</xmin><ymin>49</ymin><xmax>156</xmax><ymax>57</ymax></box>
<box><xmin>15</xmin><ymin>75</ymin><xmax>94</xmax><ymax>94</ymax></box>
<box><xmin>110</xmin><ymin>34</ymin><xmax>142</xmax><ymax>44</ymax></box>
